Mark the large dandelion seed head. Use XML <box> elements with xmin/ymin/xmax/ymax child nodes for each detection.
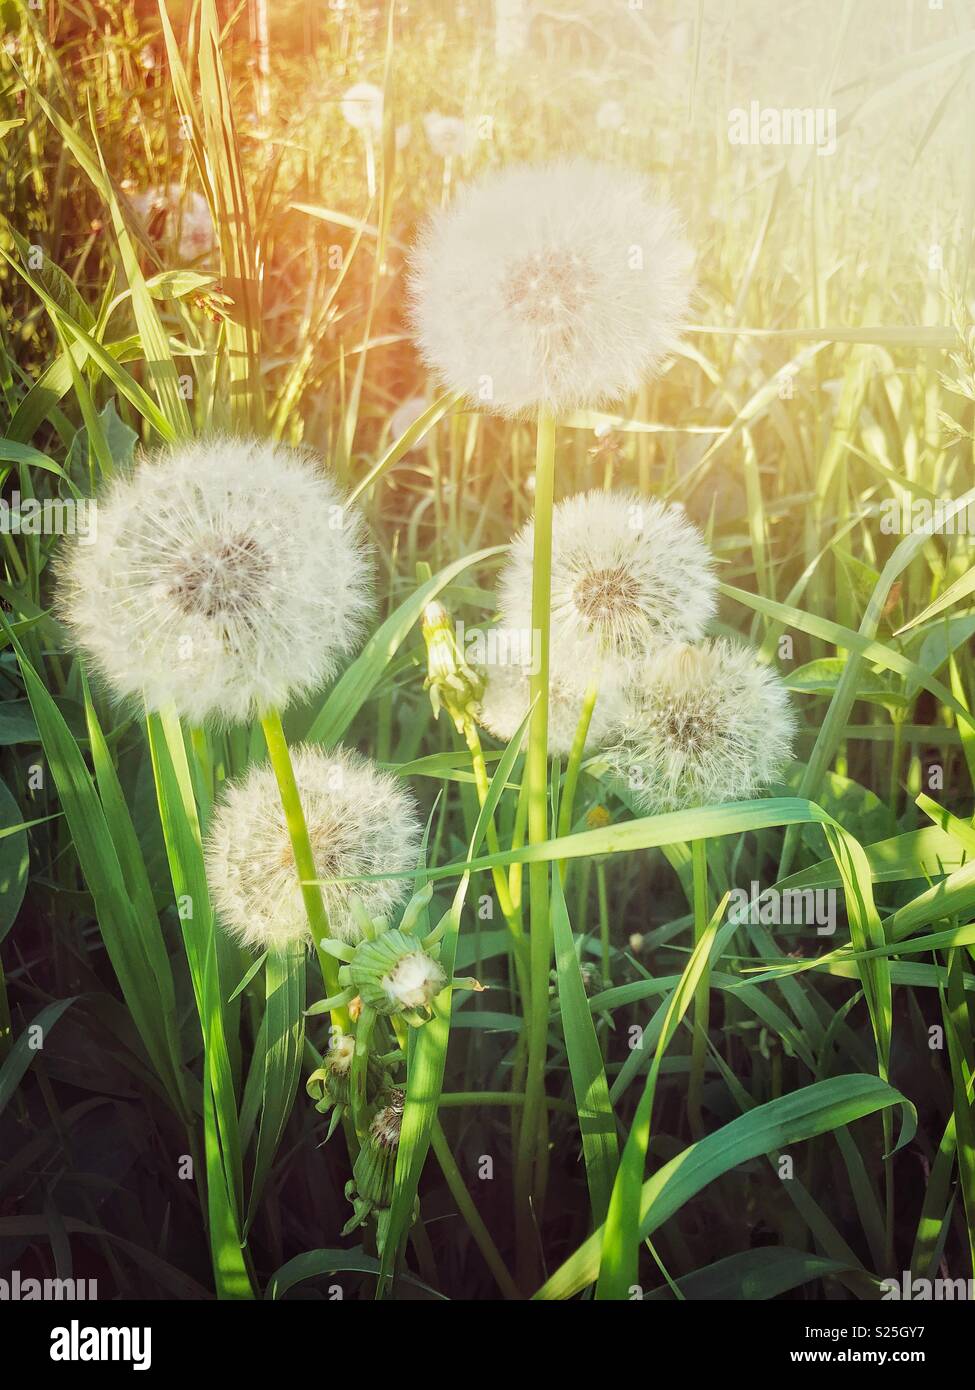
<box><xmin>57</xmin><ymin>436</ymin><xmax>372</xmax><ymax>727</ymax></box>
<box><xmin>408</xmin><ymin>160</ymin><xmax>694</xmax><ymax>417</ymax></box>
<box><xmin>606</xmin><ymin>640</ymin><xmax>795</xmax><ymax>813</ymax></box>
<box><xmin>497</xmin><ymin>490</ymin><xmax>717</xmax><ymax>673</ymax></box>
<box><xmin>204</xmin><ymin>745</ymin><xmax>422</xmax><ymax>951</ymax></box>
<box><xmin>476</xmin><ymin>649</ymin><xmax>624</xmax><ymax>757</ymax></box>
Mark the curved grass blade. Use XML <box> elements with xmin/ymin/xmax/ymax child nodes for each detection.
<box><xmin>535</xmin><ymin>1074</ymin><xmax>916</xmax><ymax>1299</ymax></box>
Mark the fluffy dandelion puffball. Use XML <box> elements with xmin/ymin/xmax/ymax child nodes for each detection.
<box><xmin>497</xmin><ymin>490</ymin><xmax>717</xmax><ymax>672</ymax></box>
<box><xmin>408</xmin><ymin>159</ymin><xmax>693</xmax><ymax>417</ymax></box>
<box><xmin>341</xmin><ymin>81</ymin><xmax>383</xmax><ymax>132</ymax></box>
<box><xmin>58</xmin><ymin>436</ymin><xmax>372</xmax><ymax>726</ymax></box>
<box><xmin>204</xmin><ymin>745</ymin><xmax>422</xmax><ymax>950</ymax></box>
<box><xmin>130</xmin><ymin>185</ymin><xmax>214</xmax><ymax>262</ymax></box>
<box><xmin>476</xmin><ymin>650</ymin><xmax>624</xmax><ymax>757</ymax></box>
<box><xmin>606</xmin><ymin>640</ymin><xmax>795</xmax><ymax>813</ymax></box>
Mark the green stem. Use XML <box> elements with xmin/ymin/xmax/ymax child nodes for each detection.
<box><xmin>260</xmin><ymin>708</ymin><xmax>350</xmax><ymax>1035</ymax></box>
<box><xmin>461</xmin><ymin>717</ymin><xmax>530</xmax><ymax>1004</ymax></box>
<box><xmin>514</xmin><ymin>403</ymin><xmax>556</xmax><ymax>1290</ymax></box>
<box><xmin>596</xmin><ymin>861</ymin><xmax>611</xmax><ymax>987</ymax></box>
<box><xmin>688</xmin><ymin>838</ymin><xmax>711</xmax><ymax>1136</ymax></box>
<box><xmin>557</xmin><ymin>682</ymin><xmax>598</xmax><ymax>877</ymax></box>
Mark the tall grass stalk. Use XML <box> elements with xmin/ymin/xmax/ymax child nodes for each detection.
<box><xmin>515</xmin><ymin>403</ymin><xmax>556</xmax><ymax>1287</ymax></box>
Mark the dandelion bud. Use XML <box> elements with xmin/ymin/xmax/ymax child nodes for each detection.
<box><xmin>606</xmin><ymin>640</ymin><xmax>795</xmax><ymax>813</ymax></box>
<box><xmin>498</xmin><ymin>489</ymin><xmax>716</xmax><ymax>673</ymax></box>
<box><xmin>306</xmin><ymin>1032</ymin><xmax>386</xmax><ymax>1121</ymax></box>
<box><xmin>421</xmin><ymin>600</ymin><xmax>483</xmax><ymax>732</ymax></box>
<box><xmin>348</xmin><ymin>929</ymin><xmax>447</xmax><ymax>1020</ymax></box>
<box><xmin>342</xmin><ymin>1090</ymin><xmax>406</xmax><ymax>1237</ymax></box>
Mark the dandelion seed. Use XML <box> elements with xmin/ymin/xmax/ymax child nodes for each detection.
<box><xmin>130</xmin><ymin>185</ymin><xmax>214</xmax><ymax>262</ymax></box>
<box><xmin>340</xmin><ymin>80</ymin><xmax>384</xmax><ymax>132</ymax></box>
<box><xmin>606</xmin><ymin>640</ymin><xmax>795</xmax><ymax>813</ymax></box>
<box><xmin>408</xmin><ymin>159</ymin><xmax>693</xmax><ymax>417</ymax></box>
<box><xmin>204</xmin><ymin>745</ymin><xmax>422</xmax><ymax>950</ymax></box>
<box><xmin>497</xmin><ymin>490</ymin><xmax>716</xmax><ymax>672</ymax></box>
<box><xmin>58</xmin><ymin>436</ymin><xmax>372</xmax><ymax>726</ymax></box>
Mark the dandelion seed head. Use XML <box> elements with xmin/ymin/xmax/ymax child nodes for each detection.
<box><xmin>606</xmin><ymin>640</ymin><xmax>795</xmax><ymax>813</ymax></box>
<box><xmin>58</xmin><ymin>436</ymin><xmax>372</xmax><ymax>727</ymax></box>
<box><xmin>498</xmin><ymin>490</ymin><xmax>717</xmax><ymax>672</ymax></box>
<box><xmin>130</xmin><ymin>185</ymin><xmax>214</xmax><ymax>262</ymax></box>
<box><xmin>408</xmin><ymin>159</ymin><xmax>694</xmax><ymax>417</ymax></box>
<box><xmin>204</xmin><ymin>744</ymin><xmax>422</xmax><ymax>951</ymax></box>
<box><xmin>423</xmin><ymin>112</ymin><xmax>472</xmax><ymax>158</ymax></box>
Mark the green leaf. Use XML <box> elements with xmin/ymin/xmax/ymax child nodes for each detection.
<box><xmin>0</xmin><ymin>998</ymin><xmax>74</xmax><ymax>1116</ymax></box>
<box><xmin>551</xmin><ymin>869</ymin><xmax>618</xmax><ymax>1226</ymax></box>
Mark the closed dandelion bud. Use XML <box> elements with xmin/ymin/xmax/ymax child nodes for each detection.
<box><xmin>348</xmin><ymin>929</ymin><xmax>447</xmax><ymax>1020</ymax></box>
<box><xmin>421</xmin><ymin>600</ymin><xmax>483</xmax><ymax>732</ymax></box>
<box><xmin>342</xmin><ymin>1090</ymin><xmax>405</xmax><ymax>1236</ymax></box>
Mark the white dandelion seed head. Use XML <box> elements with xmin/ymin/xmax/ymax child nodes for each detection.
<box><xmin>58</xmin><ymin>436</ymin><xmax>373</xmax><ymax>726</ymax></box>
<box><xmin>408</xmin><ymin>159</ymin><xmax>694</xmax><ymax>417</ymax></box>
<box><xmin>341</xmin><ymin>81</ymin><xmax>384</xmax><ymax>132</ymax></box>
<box><xmin>497</xmin><ymin>490</ymin><xmax>717</xmax><ymax>674</ymax></box>
<box><xmin>606</xmin><ymin>639</ymin><xmax>796</xmax><ymax>813</ymax></box>
<box><xmin>130</xmin><ymin>185</ymin><xmax>214</xmax><ymax>262</ymax></box>
<box><xmin>475</xmin><ymin>648</ymin><xmax>625</xmax><ymax>757</ymax></box>
<box><xmin>204</xmin><ymin>744</ymin><xmax>423</xmax><ymax>951</ymax></box>
<box><xmin>381</xmin><ymin>951</ymin><xmax>446</xmax><ymax>1011</ymax></box>
<box><xmin>423</xmin><ymin>112</ymin><xmax>472</xmax><ymax>158</ymax></box>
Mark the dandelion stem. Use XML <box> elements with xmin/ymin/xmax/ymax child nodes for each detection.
<box><xmin>260</xmin><ymin>707</ymin><xmax>350</xmax><ymax>1034</ymax></box>
<box><xmin>557</xmin><ymin>680</ymin><xmax>598</xmax><ymax>877</ymax></box>
<box><xmin>515</xmin><ymin>402</ymin><xmax>556</xmax><ymax>1289</ymax></box>
<box><xmin>688</xmin><ymin>838</ymin><xmax>711</xmax><ymax>1136</ymax></box>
